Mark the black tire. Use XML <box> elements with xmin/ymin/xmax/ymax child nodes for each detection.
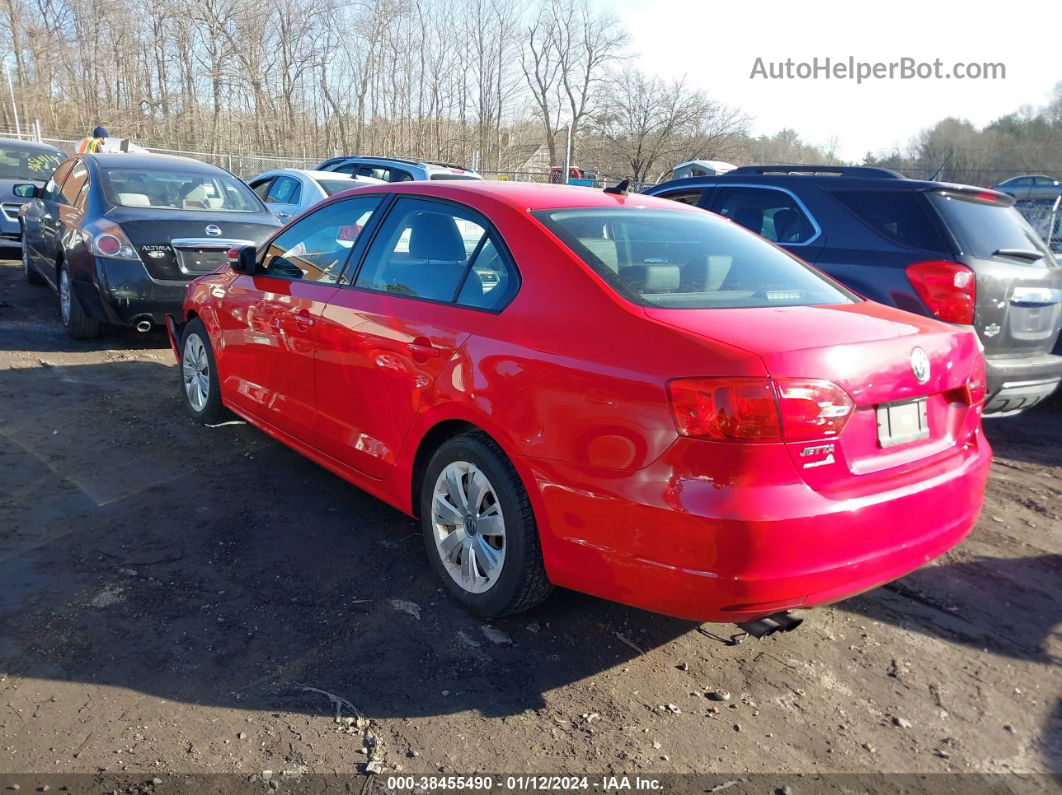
<box><xmin>59</xmin><ymin>262</ymin><xmax>101</xmax><ymax>339</ymax></box>
<box><xmin>23</xmin><ymin>234</ymin><xmax>44</xmax><ymax>286</ymax></box>
<box><xmin>420</xmin><ymin>431</ymin><xmax>552</xmax><ymax>617</ymax></box>
<box><xmin>179</xmin><ymin>317</ymin><xmax>224</xmax><ymax>424</ymax></box>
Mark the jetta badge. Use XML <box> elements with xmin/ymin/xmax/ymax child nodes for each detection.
<box><xmin>910</xmin><ymin>347</ymin><xmax>930</xmax><ymax>385</ymax></box>
<box><xmin>205</xmin><ymin>224</ymin><xmax>222</xmax><ymax>237</ymax></box>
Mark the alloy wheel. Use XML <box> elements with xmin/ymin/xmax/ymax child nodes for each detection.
<box><xmin>431</xmin><ymin>461</ymin><xmax>506</xmax><ymax>594</ymax></box>
<box><xmin>182</xmin><ymin>333</ymin><xmax>210</xmax><ymax>412</ymax></box>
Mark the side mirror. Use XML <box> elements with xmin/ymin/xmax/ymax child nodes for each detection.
<box><xmin>13</xmin><ymin>183</ymin><xmax>37</xmax><ymax>199</ymax></box>
<box><xmin>227</xmin><ymin>245</ymin><xmax>257</xmax><ymax>274</ymax></box>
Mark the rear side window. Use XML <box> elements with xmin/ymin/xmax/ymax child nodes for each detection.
<box><xmin>534</xmin><ymin>208</ymin><xmax>855</xmax><ymax>309</ymax></box>
<box><xmin>833</xmin><ymin>190</ymin><xmax>949</xmax><ymax>252</ymax></box>
<box><xmin>712</xmin><ymin>186</ymin><xmax>817</xmax><ymax>244</ymax></box>
<box><xmin>355</xmin><ymin>197</ymin><xmax>516</xmax><ymax>309</ymax></box>
<box><xmin>928</xmin><ymin>192</ymin><xmax>1054</xmax><ymax>265</ymax></box>
<box><xmin>265</xmin><ymin>176</ymin><xmax>301</xmax><ymax>205</ymax></box>
<box><xmin>59</xmin><ymin>161</ymin><xmax>89</xmax><ymax>206</ymax></box>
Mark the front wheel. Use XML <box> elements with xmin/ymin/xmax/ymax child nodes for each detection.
<box><xmin>420</xmin><ymin>432</ymin><xmax>552</xmax><ymax>618</ymax></box>
<box><xmin>180</xmin><ymin>317</ymin><xmax>224</xmax><ymax>424</ymax></box>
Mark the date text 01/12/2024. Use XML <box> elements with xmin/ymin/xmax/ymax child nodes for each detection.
<box><xmin>384</xmin><ymin>775</ymin><xmax>664</xmax><ymax>791</ymax></box>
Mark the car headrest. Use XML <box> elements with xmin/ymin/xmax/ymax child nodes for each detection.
<box><xmin>732</xmin><ymin>207</ymin><xmax>764</xmax><ymax>235</ymax></box>
<box><xmin>117</xmin><ymin>192</ymin><xmax>151</xmax><ymax>207</ymax></box>
<box><xmin>408</xmin><ymin>212</ymin><xmax>467</xmax><ymax>261</ymax></box>
<box><xmin>620</xmin><ymin>264</ymin><xmax>681</xmax><ymax>293</ymax></box>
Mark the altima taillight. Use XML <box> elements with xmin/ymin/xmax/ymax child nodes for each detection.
<box><xmin>85</xmin><ymin>219</ymin><xmax>140</xmax><ymax>261</ymax></box>
<box><xmin>905</xmin><ymin>261</ymin><xmax>976</xmax><ymax>325</ymax></box>
<box><xmin>667</xmin><ymin>377</ymin><xmax>854</xmax><ymax>443</ymax></box>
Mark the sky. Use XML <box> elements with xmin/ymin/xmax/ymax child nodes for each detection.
<box><xmin>607</xmin><ymin>0</ymin><xmax>1062</xmax><ymax>161</ymax></box>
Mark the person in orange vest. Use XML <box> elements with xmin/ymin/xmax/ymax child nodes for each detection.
<box><xmin>76</xmin><ymin>126</ymin><xmax>108</xmax><ymax>154</ymax></box>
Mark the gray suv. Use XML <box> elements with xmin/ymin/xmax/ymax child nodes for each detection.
<box><xmin>315</xmin><ymin>156</ymin><xmax>481</xmax><ymax>183</ymax></box>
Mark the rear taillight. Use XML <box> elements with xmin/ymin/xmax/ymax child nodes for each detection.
<box><xmin>965</xmin><ymin>354</ymin><xmax>987</xmax><ymax>406</ymax></box>
<box><xmin>668</xmin><ymin>378</ymin><xmax>782</xmax><ymax>441</ymax></box>
<box><xmin>86</xmin><ymin>221</ymin><xmax>139</xmax><ymax>261</ymax></box>
<box><xmin>774</xmin><ymin>379</ymin><xmax>855</xmax><ymax>441</ymax></box>
<box><xmin>906</xmin><ymin>261</ymin><xmax>976</xmax><ymax>325</ymax></box>
<box><xmin>667</xmin><ymin>377</ymin><xmax>854</xmax><ymax>443</ymax></box>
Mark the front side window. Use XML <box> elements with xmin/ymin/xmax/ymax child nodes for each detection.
<box><xmin>102</xmin><ymin>168</ymin><xmax>261</xmax><ymax>212</ymax></box>
<box><xmin>261</xmin><ymin>196</ymin><xmax>381</xmax><ymax>283</ymax></box>
<box><xmin>534</xmin><ymin>207</ymin><xmax>855</xmax><ymax>310</ymax></box>
<box><xmin>712</xmin><ymin>186</ymin><xmax>817</xmax><ymax>244</ymax></box>
<box><xmin>355</xmin><ymin>198</ymin><xmax>515</xmax><ymax>308</ymax></box>
<box><xmin>250</xmin><ymin>178</ymin><xmax>272</xmax><ymax>199</ymax></box>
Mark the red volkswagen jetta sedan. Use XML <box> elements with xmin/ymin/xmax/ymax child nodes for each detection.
<box><xmin>169</xmin><ymin>181</ymin><xmax>991</xmax><ymax>627</ymax></box>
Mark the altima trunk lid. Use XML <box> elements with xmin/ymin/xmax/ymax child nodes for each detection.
<box><xmin>108</xmin><ymin>209</ymin><xmax>279</xmax><ymax>281</ymax></box>
<box><xmin>646</xmin><ymin>301</ymin><xmax>984</xmax><ymax>494</ymax></box>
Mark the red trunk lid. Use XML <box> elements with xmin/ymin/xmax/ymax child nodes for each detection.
<box><xmin>646</xmin><ymin>302</ymin><xmax>984</xmax><ymax>493</ymax></box>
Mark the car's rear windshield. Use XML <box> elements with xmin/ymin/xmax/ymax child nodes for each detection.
<box><xmin>103</xmin><ymin>168</ymin><xmax>261</xmax><ymax>212</ymax></box>
<box><xmin>0</xmin><ymin>144</ymin><xmax>63</xmax><ymax>181</ymax></box>
<box><xmin>320</xmin><ymin>179</ymin><xmax>362</xmax><ymax>196</ymax></box>
<box><xmin>928</xmin><ymin>191</ymin><xmax>1054</xmax><ymax>265</ymax></box>
<box><xmin>533</xmin><ymin>208</ymin><xmax>856</xmax><ymax>309</ymax></box>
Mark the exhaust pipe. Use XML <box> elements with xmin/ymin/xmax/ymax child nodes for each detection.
<box><xmin>132</xmin><ymin>317</ymin><xmax>153</xmax><ymax>333</ymax></box>
<box><xmin>735</xmin><ymin>611</ymin><xmax>804</xmax><ymax>639</ymax></box>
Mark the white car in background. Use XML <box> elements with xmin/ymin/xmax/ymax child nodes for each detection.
<box><xmin>247</xmin><ymin>168</ymin><xmax>384</xmax><ymax>222</ymax></box>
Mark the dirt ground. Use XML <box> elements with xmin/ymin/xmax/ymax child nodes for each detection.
<box><xmin>0</xmin><ymin>258</ymin><xmax>1059</xmax><ymax>793</ymax></box>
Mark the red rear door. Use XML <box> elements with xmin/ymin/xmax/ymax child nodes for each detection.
<box><xmin>314</xmin><ymin>196</ymin><xmax>516</xmax><ymax>478</ymax></box>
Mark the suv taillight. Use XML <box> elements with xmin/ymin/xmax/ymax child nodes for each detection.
<box><xmin>668</xmin><ymin>377</ymin><xmax>854</xmax><ymax>443</ymax></box>
<box><xmin>906</xmin><ymin>261</ymin><xmax>976</xmax><ymax>325</ymax></box>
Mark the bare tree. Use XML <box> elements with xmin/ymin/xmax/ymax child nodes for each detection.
<box><xmin>591</xmin><ymin>67</ymin><xmax>746</xmax><ymax>184</ymax></box>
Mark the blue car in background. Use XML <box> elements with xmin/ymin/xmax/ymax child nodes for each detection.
<box><xmin>646</xmin><ymin>164</ymin><xmax>1062</xmax><ymax>415</ymax></box>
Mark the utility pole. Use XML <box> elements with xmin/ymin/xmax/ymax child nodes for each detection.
<box><xmin>4</xmin><ymin>58</ymin><xmax>21</xmax><ymax>137</ymax></box>
<box><xmin>562</xmin><ymin>122</ymin><xmax>572</xmax><ymax>185</ymax></box>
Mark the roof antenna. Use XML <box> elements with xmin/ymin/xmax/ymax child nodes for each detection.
<box><xmin>930</xmin><ymin>151</ymin><xmax>952</xmax><ymax>182</ymax></box>
<box><xmin>604</xmin><ymin>178</ymin><xmax>631</xmax><ymax>195</ymax></box>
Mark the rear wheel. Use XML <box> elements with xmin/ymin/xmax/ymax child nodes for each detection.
<box><xmin>23</xmin><ymin>234</ymin><xmax>44</xmax><ymax>285</ymax></box>
<box><xmin>59</xmin><ymin>263</ymin><xmax>101</xmax><ymax>339</ymax></box>
<box><xmin>180</xmin><ymin>317</ymin><xmax>224</xmax><ymax>424</ymax></box>
<box><xmin>420</xmin><ymin>432</ymin><xmax>552</xmax><ymax>617</ymax></box>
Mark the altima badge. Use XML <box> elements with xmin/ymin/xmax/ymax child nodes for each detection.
<box><xmin>910</xmin><ymin>347</ymin><xmax>930</xmax><ymax>384</ymax></box>
<box><xmin>205</xmin><ymin>224</ymin><xmax>222</xmax><ymax>237</ymax></box>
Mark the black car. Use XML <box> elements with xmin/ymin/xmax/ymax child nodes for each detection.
<box><xmin>645</xmin><ymin>165</ymin><xmax>1062</xmax><ymax>416</ymax></box>
<box><xmin>0</xmin><ymin>138</ymin><xmax>65</xmax><ymax>251</ymax></box>
<box><xmin>21</xmin><ymin>153</ymin><xmax>281</xmax><ymax>338</ymax></box>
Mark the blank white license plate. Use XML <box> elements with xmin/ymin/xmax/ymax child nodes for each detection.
<box><xmin>876</xmin><ymin>398</ymin><xmax>929</xmax><ymax>448</ymax></box>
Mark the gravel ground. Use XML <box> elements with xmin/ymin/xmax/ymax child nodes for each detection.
<box><xmin>0</xmin><ymin>259</ymin><xmax>1059</xmax><ymax>793</ymax></box>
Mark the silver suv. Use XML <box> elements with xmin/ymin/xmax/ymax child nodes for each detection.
<box><xmin>316</xmin><ymin>156</ymin><xmax>482</xmax><ymax>183</ymax></box>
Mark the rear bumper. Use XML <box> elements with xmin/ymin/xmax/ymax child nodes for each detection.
<box><xmin>527</xmin><ymin>432</ymin><xmax>992</xmax><ymax>624</ymax></box>
<box><xmin>984</xmin><ymin>352</ymin><xmax>1062</xmax><ymax>415</ymax></box>
<box><xmin>76</xmin><ymin>257</ymin><xmax>189</xmax><ymax>327</ymax></box>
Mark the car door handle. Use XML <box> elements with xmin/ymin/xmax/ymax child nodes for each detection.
<box><xmin>276</xmin><ymin>212</ymin><xmax>291</xmax><ymax>220</ymax></box>
<box><xmin>408</xmin><ymin>337</ymin><xmax>441</xmax><ymax>361</ymax></box>
<box><xmin>294</xmin><ymin>310</ymin><xmax>315</xmax><ymax>332</ymax></box>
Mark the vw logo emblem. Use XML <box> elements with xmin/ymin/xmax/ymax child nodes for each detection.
<box><xmin>910</xmin><ymin>347</ymin><xmax>931</xmax><ymax>385</ymax></box>
<box><xmin>205</xmin><ymin>224</ymin><xmax>222</xmax><ymax>237</ymax></box>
